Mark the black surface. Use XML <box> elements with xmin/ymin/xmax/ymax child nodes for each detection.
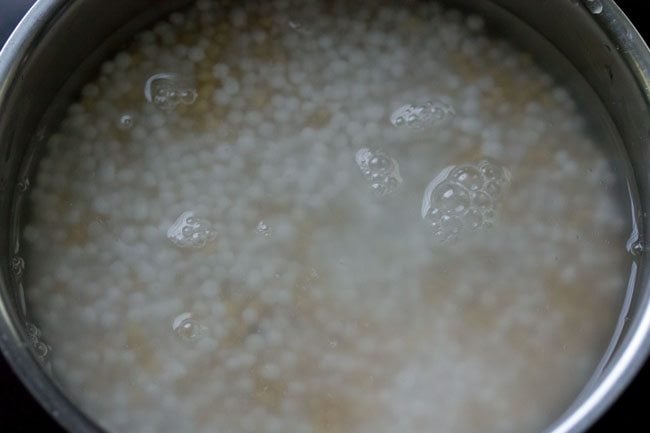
<box><xmin>0</xmin><ymin>0</ymin><xmax>648</xmax><ymax>432</ymax></box>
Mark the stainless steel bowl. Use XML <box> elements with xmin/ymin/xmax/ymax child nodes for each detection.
<box><xmin>1</xmin><ymin>1</ymin><xmax>649</xmax><ymax>432</ymax></box>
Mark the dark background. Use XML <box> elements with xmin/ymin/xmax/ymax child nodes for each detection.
<box><xmin>1</xmin><ymin>0</ymin><xmax>648</xmax><ymax>432</ymax></box>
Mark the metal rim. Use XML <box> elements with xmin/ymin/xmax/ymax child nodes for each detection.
<box><xmin>1</xmin><ymin>1</ymin><xmax>650</xmax><ymax>433</ymax></box>
<box><xmin>1</xmin><ymin>3</ymin><xmax>105</xmax><ymax>432</ymax></box>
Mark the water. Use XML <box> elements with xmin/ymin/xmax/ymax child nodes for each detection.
<box><xmin>17</xmin><ymin>1</ymin><xmax>636</xmax><ymax>433</ymax></box>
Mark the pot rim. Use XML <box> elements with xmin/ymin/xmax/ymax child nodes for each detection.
<box><xmin>1</xmin><ymin>2</ymin><xmax>107</xmax><ymax>431</ymax></box>
<box><xmin>1</xmin><ymin>2</ymin><xmax>650</xmax><ymax>433</ymax></box>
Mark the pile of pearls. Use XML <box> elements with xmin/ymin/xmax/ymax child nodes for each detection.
<box><xmin>20</xmin><ymin>1</ymin><xmax>631</xmax><ymax>433</ymax></box>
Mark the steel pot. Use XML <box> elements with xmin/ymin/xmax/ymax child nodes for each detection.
<box><xmin>1</xmin><ymin>1</ymin><xmax>649</xmax><ymax>432</ymax></box>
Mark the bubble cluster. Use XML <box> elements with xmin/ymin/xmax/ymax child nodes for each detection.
<box><xmin>256</xmin><ymin>220</ymin><xmax>271</xmax><ymax>237</ymax></box>
<box><xmin>144</xmin><ymin>73</ymin><xmax>198</xmax><ymax>111</ymax></box>
<box><xmin>167</xmin><ymin>211</ymin><xmax>217</xmax><ymax>249</ymax></box>
<box><xmin>11</xmin><ymin>256</ymin><xmax>25</xmax><ymax>280</ymax></box>
<box><xmin>390</xmin><ymin>100</ymin><xmax>455</xmax><ymax>129</ymax></box>
<box><xmin>355</xmin><ymin>148</ymin><xmax>403</xmax><ymax>196</ymax></box>
<box><xmin>172</xmin><ymin>312</ymin><xmax>207</xmax><ymax>343</ymax></box>
<box><xmin>25</xmin><ymin>322</ymin><xmax>51</xmax><ymax>360</ymax></box>
<box><xmin>422</xmin><ymin>159</ymin><xmax>511</xmax><ymax>242</ymax></box>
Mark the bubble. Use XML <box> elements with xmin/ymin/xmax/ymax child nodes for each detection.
<box><xmin>25</xmin><ymin>322</ymin><xmax>50</xmax><ymax>360</ymax></box>
<box><xmin>426</xmin><ymin>101</ymin><xmax>455</xmax><ymax>121</ymax></box>
<box><xmin>422</xmin><ymin>159</ymin><xmax>511</xmax><ymax>242</ymax></box>
<box><xmin>424</xmin><ymin>206</ymin><xmax>443</xmax><ymax>223</ymax></box>
<box><xmin>369</xmin><ymin>155</ymin><xmax>394</xmax><ymax>174</ymax></box>
<box><xmin>287</xmin><ymin>19</ymin><xmax>311</xmax><ymax>35</ymax></box>
<box><xmin>144</xmin><ymin>72</ymin><xmax>197</xmax><ymax>111</ymax></box>
<box><xmin>482</xmin><ymin>209</ymin><xmax>496</xmax><ymax>222</ymax></box>
<box><xmin>440</xmin><ymin>214</ymin><xmax>462</xmax><ymax>231</ymax></box>
<box><xmin>478</xmin><ymin>159</ymin><xmax>511</xmax><ymax>184</ymax></box>
<box><xmin>582</xmin><ymin>0</ymin><xmax>603</xmax><ymax>14</ymax></box>
<box><xmin>472</xmin><ymin>191</ymin><xmax>493</xmax><ymax>212</ymax></box>
<box><xmin>33</xmin><ymin>341</ymin><xmax>51</xmax><ymax>358</ymax></box>
<box><xmin>450</xmin><ymin>166</ymin><xmax>483</xmax><ymax>191</ymax></box>
<box><xmin>355</xmin><ymin>148</ymin><xmax>373</xmax><ymax>169</ymax></box>
<box><xmin>370</xmin><ymin>182</ymin><xmax>386</xmax><ymax>195</ymax></box>
<box><xmin>179</xmin><ymin>88</ymin><xmax>198</xmax><ymax>104</ymax></box>
<box><xmin>485</xmin><ymin>181</ymin><xmax>505</xmax><ymax>198</ymax></box>
<box><xmin>355</xmin><ymin>148</ymin><xmax>402</xmax><ymax>196</ymax></box>
<box><xmin>172</xmin><ymin>312</ymin><xmax>206</xmax><ymax>342</ymax></box>
<box><xmin>274</xmin><ymin>12</ymin><xmax>313</xmax><ymax>36</ymax></box>
<box><xmin>390</xmin><ymin>100</ymin><xmax>455</xmax><ymax>129</ymax></box>
<box><xmin>11</xmin><ymin>256</ymin><xmax>25</xmax><ymax>279</ymax></box>
<box><xmin>430</xmin><ymin>182</ymin><xmax>471</xmax><ymax>215</ymax></box>
<box><xmin>422</xmin><ymin>166</ymin><xmax>454</xmax><ymax>218</ymax></box>
<box><xmin>256</xmin><ymin>220</ymin><xmax>271</xmax><ymax>237</ymax></box>
<box><xmin>479</xmin><ymin>159</ymin><xmax>511</xmax><ymax>199</ymax></box>
<box><xmin>117</xmin><ymin>114</ymin><xmax>135</xmax><ymax>130</ymax></box>
<box><xmin>433</xmin><ymin>215</ymin><xmax>463</xmax><ymax>243</ymax></box>
<box><xmin>465</xmin><ymin>209</ymin><xmax>484</xmax><ymax>230</ymax></box>
<box><xmin>17</xmin><ymin>178</ymin><xmax>30</xmax><ymax>193</ymax></box>
<box><xmin>25</xmin><ymin>322</ymin><xmax>41</xmax><ymax>340</ymax></box>
<box><xmin>167</xmin><ymin>211</ymin><xmax>217</xmax><ymax>249</ymax></box>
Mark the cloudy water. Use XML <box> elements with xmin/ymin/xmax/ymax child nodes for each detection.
<box><xmin>14</xmin><ymin>1</ymin><xmax>638</xmax><ymax>433</ymax></box>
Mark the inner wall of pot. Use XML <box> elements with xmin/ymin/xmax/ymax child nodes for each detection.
<box><xmin>474</xmin><ymin>1</ymin><xmax>650</xmax><ymax>376</ymax></box>
<box><xmin>0</xmin><ymin>0</ymin><xmax>647</xmax><ymax>431</ymax></box>
<box><xmin>452</xmin><ymin>0</ymin><xmax>645</xmax><ymax>381</ymax></box>
<box><xmin>0</xmin><ymin>2</ymin><xmax>192</xmax><ymax>429</ymax></box>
